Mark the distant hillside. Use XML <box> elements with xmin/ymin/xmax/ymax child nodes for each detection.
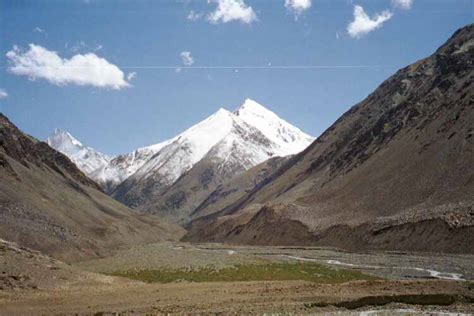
<box><xmin>184</xmin><ymin>24</ymin><xmax>474</xmax><ymax>254</ymax></box>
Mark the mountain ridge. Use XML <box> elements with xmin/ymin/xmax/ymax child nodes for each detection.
<box><xmin>46</xmin><ymin>99</ymin><xmax>314</xmax><ymax>223</ymax></box>
<box><xmin>47</xmin><ymin>99</ymin><xmax>314</xmax><ymax>196</ymax></box>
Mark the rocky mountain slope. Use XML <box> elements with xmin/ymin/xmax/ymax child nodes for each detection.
<box><xmin>0</xmin><ymin>114</ymin><xmax>184</xmax><ymax>262</ymax></box>
<box><xmin>184</xmin><ymin>24</ymin><xmax>474</xmax><ymax>253</ymax></box>
<box><xmin>112</xmin><ymin>99</ymin><xmax>314</xmax><ymax>222</ymax></box>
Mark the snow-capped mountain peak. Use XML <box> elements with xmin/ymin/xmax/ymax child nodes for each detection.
<box><xmin>47</xmin><ymin>129</ymin><xmax>111</xmax><ymax>176</ymax></box>
<box><xmin>234</xmin><ymin>98</ymin><xmax>314</xmax><ymax>155</ymax></box>
<box><xmin>234</xmin><ymin>98</ymin><xmax>276</xmax><ymax>118</ymax></box>
<box><xmin>47</xmin><ymin>128</ymin><xmax>177</xmax><ymax>192</ymax></box>
<box><xmin>47</xmin><ymin>98</ymin><xmax>314</xmax><ymax>197</ymax></box>
<box><xmin>123</xmin><ymin>100</ymin><xmax>313</xmax><ymax>191</ymax></box>
<box><xmin>48</xmin><ymin>128</ymin><xmax>84</xmax><ymax>151</ymax></box>
<box><xmin>113</xmin><ymin>99</ymin><xmax>315</xmax><ymax>219</ymax></box>
<box><xmin>179</xmin><ymin>107</ymin><xmax>234</xmax><ymax>147</ymax></box>
<box><xmin>131</xmin><ymin>107</ymin><xmax>237</xmax><ymax>183</ymax></box>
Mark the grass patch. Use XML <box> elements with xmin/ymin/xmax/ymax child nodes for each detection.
<box><xmin>111</xmin><ymin>262</ymin><xmax>377</xmax><ymax>284</ymax></box>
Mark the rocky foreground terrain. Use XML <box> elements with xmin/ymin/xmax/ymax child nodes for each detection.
<box><xmin>184</xmin><ymin>24</ymin><xmax>474</xmax><ymax>254</ymax></box>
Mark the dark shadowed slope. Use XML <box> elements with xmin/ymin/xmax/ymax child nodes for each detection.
<box><xmin>184</xmin><ymin>24</ymin><xmax>474</xmax><ymax>253</ymax></box>
<box><xmin>187</xmin><ymin>155</ymin><xmax>292</xmax><ymax>221</ymax></box>
<box><xmin>0</xmin><ymin>114</ymin><xmax>184</xmax><ymax>262</ymax></box>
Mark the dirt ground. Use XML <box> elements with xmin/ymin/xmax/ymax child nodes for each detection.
<box><xmin>1</xmin><ymin>279</ymin><xmax>473</xmax><ymax>315</ymax></box>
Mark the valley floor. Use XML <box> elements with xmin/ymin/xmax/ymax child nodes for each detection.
<box><xmin>1</xmin><ymin>241</ymin><xmax>473</xmax><ymax>315</ymax></box>
<box><xmin>76</xmin><ymin>242</ymin><xmax>474</xmax><ymax>281</ymax></box>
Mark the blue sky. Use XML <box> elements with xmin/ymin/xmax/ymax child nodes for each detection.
<box><xmin>0</xmin><ymin>0</ymin><xmax>472</xmax><ymax>155</ymax></box>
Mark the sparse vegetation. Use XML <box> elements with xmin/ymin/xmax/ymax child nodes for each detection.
<box><xmin>111</xmin><ymin>262</ymin><xmax>377</xmax><ymax>284</ymax></box>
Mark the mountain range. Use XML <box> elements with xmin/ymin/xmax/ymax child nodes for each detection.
<box><xmin>48</xmin><ymin>99</ymin><xmax>314</xmax><ymax>223</ymax></box>
<box><xmin>46</xmin><ymin>129</ymin><xmax>168</xmax><ymax>193</ymax></box>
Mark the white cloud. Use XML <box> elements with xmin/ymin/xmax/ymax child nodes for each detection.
<box><xmin>6</xmin><ymin>44</ymin><xmax>130</xmax><ymax>90</ymax></box>
<box><xmin>180</xmin><ymin>51</ymin><xmax>194</xmax><ymax>66</ymax></box>
<box><xmin>69</xmin><ymin>40</ymin><xmax>86</xmax><ymax>53</ymax></box>
<box><xmin>392</xmin><ymin>0</ymin><xmax>413</xmax><ymax>10</ymax></box>
<box><xmin>285</xmin><ymin>0</ymin><xmax>311</xmax><ymax>17</ymax></box>
<box><xmin>33</xmin><ymin>27</ymin><xmax>45</xmax><ymax>34</ymax></box>
<box><xmin>207</xmin><ymin>0</ymin><xmax>257</xmax><ymax>24</ymax></box>
<box><xmin>347</xmin><ymin>5</ymin><xmax>393</xmax><ymax>39</ymax></box>
<box><xmin>187</xmin><ymin>10</ymin><xmax>202</xmax><ymax>21</ymax></box>
<box><xmin>127</xmin><ymin>72</ymin><xmax>137</xmax><ymax>81</ymax></box>
<box><xmin>0</xmin><ymin>89</ymin><xmax>8</xmax><ymax>99</ymax></box>
<box><xmin>65</xmin><ymin>41</ymin><xmax>103</xmax><ymax>53</ymax></box>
